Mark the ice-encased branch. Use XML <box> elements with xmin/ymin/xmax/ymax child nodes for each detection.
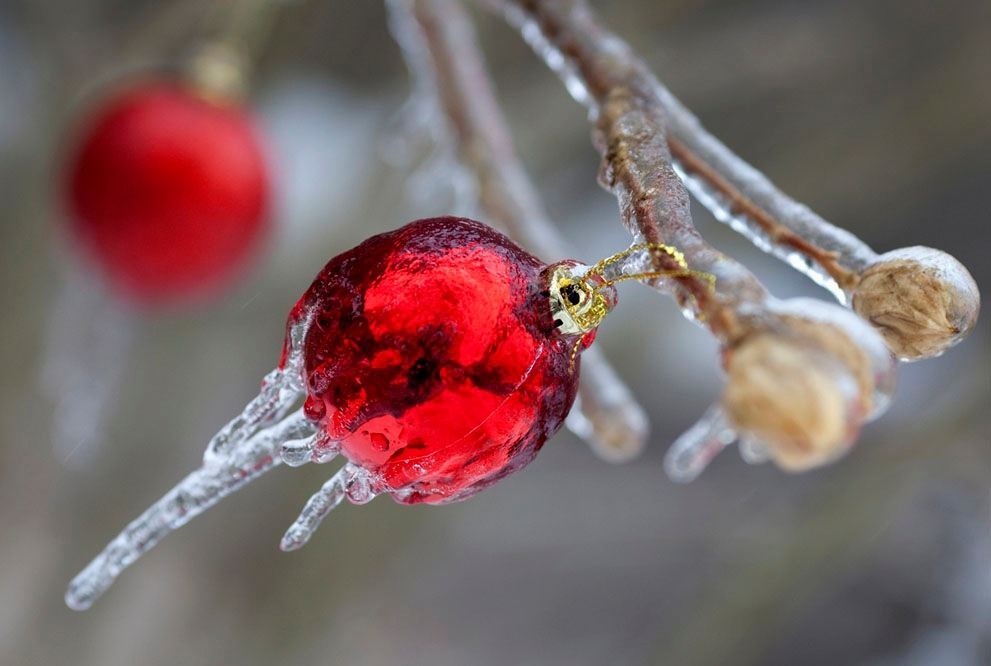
<box><xmin>661</xmin><ymin>74</ymin><xmax>978</xmax><ymax>361</ymax></box>
<box><xmin>390</xmin><ymin>0</ymin><xmax>649</xmax><ymax>461</ymax></box>
<box><xmin>488</xmin><ymin>0</ymin><xmax>978</xmax><ymax>360</ymax></box>
<box><xmin>486</xmin><ymin>0</ymin><xmax>900</xmax><ymax>476</ymax></box>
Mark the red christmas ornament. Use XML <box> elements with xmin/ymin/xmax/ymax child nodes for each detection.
<box><xmin>287</xmin><ymin>216</ymin><xmax>610</xmax><ymax>503</ymax></box>
<box><xmin>64</xmin><ymin>81</ymin><xmax>270</xmax><ymax>305</ymax></box>
<box><xmin>69</xmin><ymin>217</ymin><xmax>704</xmax><ymax>610</ymax></box>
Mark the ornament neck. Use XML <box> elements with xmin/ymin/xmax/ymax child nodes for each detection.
<box><xmin>548</xmin><ymin>242</ymin><xmax>715</xmax><ymax>335</ymax></box>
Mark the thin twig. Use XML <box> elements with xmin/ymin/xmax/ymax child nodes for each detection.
<box><xmin>392</xmin><ymin>0</ymin><xmax>649</xmax><ymax>461</ymax></box>
<box><xmin>657</xmin><ymin>88</ymin><xmax>878</xmax><ymax>292</ymax></box>
<box><xmin>667</xmin><ymin>136</ymin><xmax>861</xmax><ymax>293</ymax></box>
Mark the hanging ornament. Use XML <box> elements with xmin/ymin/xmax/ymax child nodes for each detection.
<box><xmin>65</xmin><ymin>80</ymin><xmax>270</xmax><ymax>304</ymax></box>
<box><xmin>42</xmin><ymin>0</ymin><xmax>282</xmax><ymax>465</ymax></box>
<box><xmin>42</xmin><ymin>76</ymin><xmax>270</xmax><ymax>467</ymax></box>
<box><xmin>65</xmin><ymin>216</ymin><xmax>709</xmax><ymax>610</ymax></box>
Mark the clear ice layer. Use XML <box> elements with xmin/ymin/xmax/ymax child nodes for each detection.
<box><xmin>766</xmin><ymin>297</ymin><xmax>897</xmax><ymax>419</ymax></box>
<box><xmin>672</xmin><ymin>161</ymin><xmax>852</xmax><ymax>303</ymax></box>
<box><xmin>65</xmin><ymin>407</ymin><xmax>313</xmax><ymax>610</ymax></box>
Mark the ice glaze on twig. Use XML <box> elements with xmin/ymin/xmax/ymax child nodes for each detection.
<box><xmin>664</xmin><ymin>90</ymin><xmax>979</xmax><ymax>361</ymax></box>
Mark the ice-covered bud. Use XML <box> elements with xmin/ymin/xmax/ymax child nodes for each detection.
<box><xmin>721</xmin><ymin>299</ymin><xmax>896</xmax><ymax>472</ymax></box>
<box><xmin>722</xmin><ymin>334</ymin><xmax>858</xmax><ymax>471</ymax></box>
<box><xmin>852</xmin><ymin>247</ymin><xmax>980</xmax><ymax>361</ymax></box>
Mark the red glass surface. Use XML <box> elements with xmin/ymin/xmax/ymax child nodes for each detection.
<box><xmin>65</xmin><ymin>82</ymin><xmax>270</xmax><ymax>305</ymax></box>
<box><xmin>287</xmin><ymin>217</ymin><xmax>603</xmax><ymax>504</ymax></box>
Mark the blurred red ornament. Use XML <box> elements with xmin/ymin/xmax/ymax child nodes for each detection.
<box><xmin>289</xmin><ymin>217</ymin><xmax>611</xmax><ymax>503</ymax></box>
<box><xmin>64</xmin><ymin>82</ymin><xmax>270</xmax><ymax>305</ymax></box>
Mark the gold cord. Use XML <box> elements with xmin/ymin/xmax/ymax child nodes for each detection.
<box><xmin>588</xmin><ymin>243</ymin><xmax>716</xmax><ymax>292</ymax></box>
<box><xmin>555</xmin><ymin>242</ymin><xmax>717</xmax><ymax>372</ymax></box>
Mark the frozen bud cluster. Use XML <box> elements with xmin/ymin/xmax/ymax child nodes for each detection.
<box><xmin>721</xmin><ymin>300</ymin><xmax>896</xmax><ymax>472</ymax></box>
<box><xmin>852</xmin><ymin>247</ymin><xmax>980</xmax><ymax>361</ymax></box>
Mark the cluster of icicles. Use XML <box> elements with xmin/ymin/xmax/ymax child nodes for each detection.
<box><xmin>67</xmin><ymin>316</ymin><xmax>337</xmax><ymax>610</ymax></box>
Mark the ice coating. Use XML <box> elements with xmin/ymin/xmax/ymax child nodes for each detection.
<box><xmin>65</xmin><ymin>408</ymin><xmax>314</xmax><ymax>610</ymax></box>
<box><xmin>766</xmin><ymin>297</ymin><xmax>897</xmax><ymax>418</ymax></box>
<box><xmin>289</xmin><ymin>217</ymin><xmax>604</xmax><ymax>505</ymax></box>
<box><xmin>853</xmin><ymin>246</ymin><xmax>981</xmax><ymax>361</ymax></box>
<box><xmin>646</xmin><ymin>52</ymin><xmax>981</xmax><ymax>360</ymax></box>
<box><xmin>663</xmin><ymin>296</ymin><xmax>896</xmax><ymax>481</ymax></box>
<box><xmin>672</xmin><ymin>161</ymin><xmax>852</xmax><ymax>303</ymax></box>
<box><xmin>661</xmin><ymin>108</ymin><xmax>877</xmax><ymax>275</ymax></box>
<box><xmin>509</xmin><ymin>6</ymin><xmax>595</xmax><ymax>113</ymax></box>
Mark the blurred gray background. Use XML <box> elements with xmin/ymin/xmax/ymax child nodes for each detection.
<box><xmin>1</xmin><ymin>1</ymin><xmax>989</xmax><ymax>665</ymax></box>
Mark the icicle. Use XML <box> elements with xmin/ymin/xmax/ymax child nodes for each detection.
<box><xmin>203</xmin><ymin>319</ymin><xmax>307</xmax><ymax>465</ymax></box>
<box><xmin>279</xmin><ymin>463</ymin><xmax>375</xmax><ymax>552</ymax></box>
<box><xmin>280</xmin><ymin>429</ymin><xmax>338</xmax><ymax>467</ymax></box>
<box><xmin>663</xmin><ymin>404</ymin><xmax>737</xmax><ymax>483</ymax></box>
<box><xmin>65</xmin><ymin>402</ymin><xmax>314</xmax><ymax>611</ymax></box>
<box><xmin>200</xmin><ymin>364</ymin><xmax>304</xmax><ymax>462</ymax></box>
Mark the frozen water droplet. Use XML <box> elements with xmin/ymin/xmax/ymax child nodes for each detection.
<box><xmin>303</xmin><ymin>395</ymin><xmax>326</xmax><ymax>421</ymax></box>
<box><xmin>311</xmin><ymin>444</ymin><xmax>339</xmax><ymax>465</ymax></box>
<box><xmin>280</xmin><ymin>463</ymin><xmax>376</xmax><ymax>551</ymax></box>
<box><xmin>345</xmin><ymin>468</ymin><xmax>376</xmax><ymax>504</ymax></box>
<box><xmin>738</xmin><ymin>435</ymin><xmax>771</xmax><ymax>465</ymax></box>
<box><xmin>281</xmin><ymin>436</ymin><xmax>315</xmax><ymax>467</ymax></box>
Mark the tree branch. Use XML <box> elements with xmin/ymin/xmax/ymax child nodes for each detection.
<box><xmin>486</xmin><ymin>0</ymin><xmax>901</xmax><ymax>477</ymax></box>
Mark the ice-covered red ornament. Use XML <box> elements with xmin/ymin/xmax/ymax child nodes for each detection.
<box><xmin>285</xmin><ymin>216</ymin><xmax>609</xmax><ymax>505</ymax></box>
<box><xmin>67</xmin><ymin>217</ymin><xmax>692</xmax><ymax>610</ymax></box>
<box><xmin>64</xmin><ymin>81</ymin><xmax>269</xmax><ymax>305</ymax></box>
